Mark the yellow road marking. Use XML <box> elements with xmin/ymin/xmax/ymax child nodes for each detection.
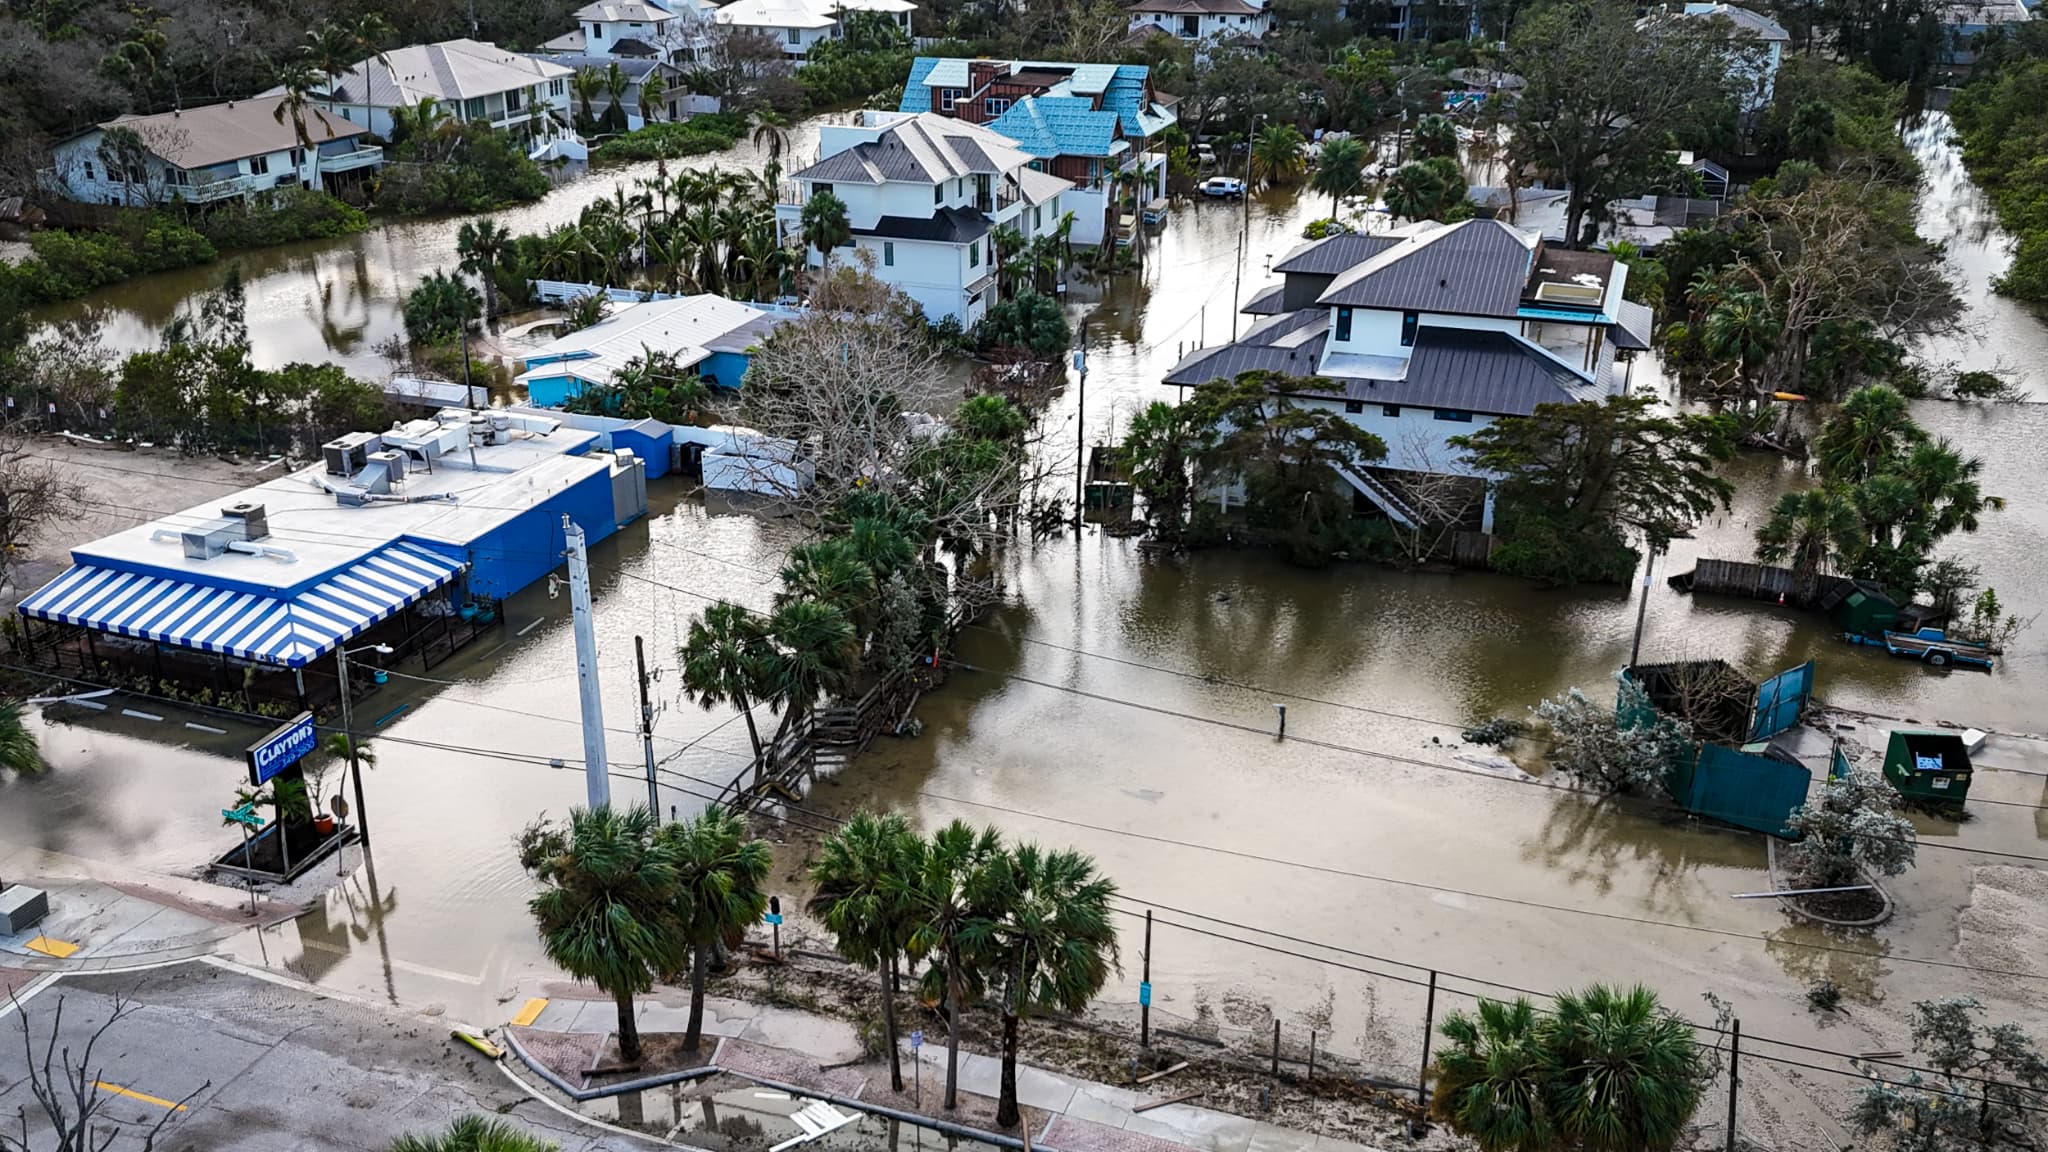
<box><xmin>94</xmin><ymin>1082</ymin><xmax>188</xmax><ymax>1111</ymax></box>
<box><xmin>24</xmin><ymin>936</ymin><xmax>79</xmax><ymax>959</ymax></box>
<box><xmin>510</xmin><ymin>997</ymin><xmax>548</xmax><ymax>1027</ymax></box>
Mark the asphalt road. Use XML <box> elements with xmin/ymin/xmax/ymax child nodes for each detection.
<box><xmin>0</xmin><ymin>960</ymin><xmax>655</xmax><ymax>1151</ymax></box>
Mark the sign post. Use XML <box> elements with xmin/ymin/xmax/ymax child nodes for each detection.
<box><xmin>765</xmin><ymin>896</ymin><xmax>783</xmax><ymax>960</ymax></box>
<box><xmin>909</xmin><ymin>1029</ymin><xmax>923</xmax><ymax>1109</ymax></box>
<box><xmin>245</xmin><ymin>711</ymin><xmax>318</xmax><ymax>787</ymax></box>
<box><xmin>223</xmin><ymin>803</ymin><xmax>265</xmax><ymax>916</ymax></box>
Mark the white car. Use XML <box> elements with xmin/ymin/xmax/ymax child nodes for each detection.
<box><xmin>1199</xmin><ymin>176</ymin><xmax>1246</xmax><ymax>198</ymax></box>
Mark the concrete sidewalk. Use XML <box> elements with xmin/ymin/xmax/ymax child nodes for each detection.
<box><xmin>516</xmin><ymin>993</ymin><xmax>1389</xmax><ymax>1152</ymax></box>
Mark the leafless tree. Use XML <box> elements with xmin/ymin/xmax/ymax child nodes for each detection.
<box><xmin>0</xmin><ymin>426</ymin><xmax>83</xmax><ymax>595</ymax></box>
<box><xmin>1385</xmin><ymin>429</ymin><xmax>1485</xmax><ymax>564</ymax></box>
<box><xmin>3</xmin><ymin>990</ymin><xmax>208</xmax><ymax>1152</ymax></box>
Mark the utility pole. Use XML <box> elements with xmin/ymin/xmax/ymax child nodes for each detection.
<box><xmin>1629</xmin><ymin>541</ymin><xmax>1659</xmax><ymax>668</ymax></box>
<box><xmin>635</xmin><ymin>635</ymin><xmax>659</xmax><ymax>819</ymax></box>
<box><xmin>1140</xmin><ymin>910</ymin><xmax>1153</xmax><ymax>1048</ymax></box>
<box><xmin>1231</xmin><ymin>113</ymin><xmax>1265</xmax><ymax>338</ymax></box>
<box><xmin>563</xmin><ymin>515</ymin><xmax>609</xmax><ymax>808</ymax></box>
<box><xmin>1073</xmin><ymin>335</ymin><xmax>1087</xmax><ymax>532</ymax></box>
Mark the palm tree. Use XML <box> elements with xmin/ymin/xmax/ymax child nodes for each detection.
<box><xmin>1311</xmin><ymin>135</ymin><xmax>1369</xmax><ymax>217</ymax></box>
<box><xmin>800</xmin><ymin>190</ymin><xmax>852</xmax><ymax>272</ymax></box>
<box><xmin>601</xmin><ymin>62</ymin><xmax>632</xmax><ymax>135</ymax></box>
<box><xmin>777</xmin><ymin>539</ymin><xmax>877</xmax><ymax>634</ymax></box>
<box><xmin>981</xmin><ymin>844</ymin><xmax>1119</xmax><ymax>1129</ymax></box>
<box><xmin>751</xmin><ymin>110</ymin><xmax>792</xmax><ymax>162</ymax></box>
<box><xmin>390</xmin><ymin>1114</ymin><xmax>559</xmax><ymax>1152</ymax></box>
<box><xmin>1249</xmin><ymin>123</ymin><xmax>1307</xmax><ymax>186</ymax></box>
<box><xmin>1412</xmin><ymin>113</ymin><xmax>1459</xmax><ymax>160</ymax></box>
<box><xmin>403</xmin><ymin>270</ymin><xmax>482</xmax><ymax>345</ymax></box>
<box><xmin>1755</xmin><ymin>487</ymin><xmax>1856</xmax><ymax>600</ymax></box>
<box><xmin>1541</xmin><ymin>985</ymin><xmax>1704</xmax><ymax>1151</ymax></box>
<box><xmin>678</xmin><ymin>602</ymin><xmax>774</xmax><ymax>772</ymax></box>
<box><xmin>909</xmin><ymin>820</ymin><xmax>1007</xmax><ymax>1111</ymax></box>
<box><xmin>353</xmin><ymin>13</ymin><xmax>397</xmax><ymax>80</ymax></box>
<box><xmin>809</xmin><ymin>812</ymin><xmax>924</xmax><ymax>1092</ymax></box>
<box><xmin>271</xmin><ymin>63</ymin><xmax>332</xmax><ymax>162</ymax></box>
<box><xmin>302</xmin><ymin>23</ymin><xmax>363</xmax><ymax>113</ymax></box>
<box><xmin>537</xmin><ymin>223</ymin><xmax>593</xmax><ymax>281</ymax></box>
<box><xmin>761</xmin><ymin>598</ymin><xmax>858</xmax><ymax>740</ymax></box>
<box><xmin>1700</xmin><ymin>289</ymin><xmax>1777</xmax><ymax>392</ymax></box>
<box><xmin>0</xmin><ymin>700</ymin><xmax>44</xmax><ymax>776</ymax></box>
<box><xmin>517</xmin><ymin>806</ymin><xmax>688</xmax><ymax>1064</ymax></box>
<box><xmin>571</xmin><ymin>68</ymin><xmax>605</xmax><ymax>133</ymax></box>
<box><xmin>456</xmin><ymin>218</ymin><xmax>512</xmax><ymax>320</ymax></box>
<box><xmin>1813</xmin><ymin>385</ymin><xmax>1925</xmax><ymax>485</ymax></box>
<box><xmin>1429</xmin><ymin>997</ymin><xmax>1552</xmax><ymax>1152</ymax></box>
<box><xmin>639</xmin><ymin>70</ymin><xmax>667</xmax><ymax>126</ymax></box>
<box><xmin>389</xmin><ymin>96</ymin><xmax>453</xmax><ymax>153</ymax></box>
<box><xmin>658</xmin><ymin>805</ymin><xmax>770</xmax><ymax>1053</ymax></box>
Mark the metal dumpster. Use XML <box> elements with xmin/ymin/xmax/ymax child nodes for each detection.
<box><xmin>1882</xmin><ymin>728</ymin><xmax>1973</xmax><ymax>808</ymax></box>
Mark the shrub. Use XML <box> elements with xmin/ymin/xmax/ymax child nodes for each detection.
<box><xmin>1531</xmin><ymin>678</ymin><xmax>1690</xmax><ymax>794</ymax></box>
<box><xmin>592</xmin><ymin>113</ymin><xmax>747</xmax><ymax>162</ymax></box>
<box><xmin>197</xmin><ymin>188</ymin><xmax>369</xmax><ymax>248</ymax></box>
<box><xmin>12</xmin><ymin>217</ymin><xmax>216</xmax><ymax>302</ymax></box>
<box><xmin>378</xmin><ymin>126</ymin><xmax>550</xmax><ymax>215</ymax></box>
<box><xmin>975</xmin><ymin>291</ymin><xmax>1068</xmax><ymax>357</ymax></box>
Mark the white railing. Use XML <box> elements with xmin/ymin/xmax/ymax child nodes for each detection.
<box><xmin>528</xmin><ymin>280</ymin><xmax>809</xmax><ymax>316</ymax></box>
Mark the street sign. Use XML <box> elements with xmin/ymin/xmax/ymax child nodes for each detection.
<box><xmin>246</xmin><ymin>711</ymin><xmax>318</xmax><ymax>786</ymax></box>
<box><xmin>909</xmin><ymin>1030</ymin><xmax>923</xmax><ymax>1050</ymax></box>
<box><xmin>1139</xmin><ymin>981</ymin><xmax>1152</xmax><ymax>1007</ymax></box>
<box><xmin>222</xmin><ymin>804</ymin><xmax>265</xmax><ymax>829</ymax></box>
<box><xmin>763</xmin><ymin>913</ymin><xmax>784</xmax><ymax>926</ymax></box>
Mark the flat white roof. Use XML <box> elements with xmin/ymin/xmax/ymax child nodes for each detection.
<box><xmin>516</xmin><ymin>295</ymin><xmax>785</xmax><ymax>387</ymax></box>
<box><xmin>72</xmin><ymin>414</ymin><xmax>607</xmax><ymax>593</ymax></box>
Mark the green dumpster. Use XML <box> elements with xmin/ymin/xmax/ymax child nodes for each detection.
<box><xmin>1882</xmin><ymin>728</ymin><xmax>1973</xmax><ymax>808</ymax></box>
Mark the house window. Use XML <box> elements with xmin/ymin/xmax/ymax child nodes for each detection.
<box><xmin>1335</xmin><ymin>306</ymin><xmax>1353</xmax><ymax>342</ymax></box>
<box><xmin>464</xmin><ymin>97</ymin><xmax>487</xmax><ymax>119</ymax></box>
<box><xmin>83</xmin><ymin>160</ymin><xmax>96</xmax><ymax>181</ymax></box>
<box><xmin>787</xmin><ymin>26</ymin><xmax>800</xmax><ymax>43</ymax></box>
<box><xmin>551</xmin><ymin>79</ymin><xmax>566</xmax><ymax>97</ymax></box>
<box><xmin>168</xmin><ymin>169</ymin><xmax>190</xmax><ymax>186</ymax></box>
<box><xmin>984</xmin><ymin>97</ymin><xmax>1010</xmax><ymax>115</ymax></box>
<box><xmin>969</xmin><ymin>241</ymin><xmax>980</xmax><ymax>267</ymax></box>
<box><xmin>249</xmin><ymin>154</ymin><xmax>271</xmax><ymax>175</ymax></box>
<box><xmin>1401</xmin><ymin>309</ymin><xmax>1419</xmax><ymax>347</ymax></box>
<box><xmin>1382</xmin><ymin>404</ymin><xmax>1401</xmax><ymax>417</ymax></box>
<box><xmin>339</xmin><ymin>107</ymin><xmax>351</xmax><ymax>120</ymax></box>
<box><xmin>1433</xmin><ymin>409</ymin><xmax>1474</xmax><ymax>422</ymax></box>
<box><xmin>815</xmin><ymin>182</ymin><xmax>832</xmax><ymax>199</ymax></box>
<box><xmin>940</xmin><ymin>87</ymin><xmax>960</xmax><ymax>111</ymax></box>
<box><xmin>884</xmin><ymin>241</ymin><xmax>895</xmax><ymax>267</ymax></box>
<box><xmin>505</xmin><ymin>89</ymin><xmax>524</xmax><ymax>112</ymax></box>
<box><xmin>289</xmin><ymin>148</ymin><xmax>304</xmax><ymax>167</ymax></box>
<box><xmin>1344</xmin><ymin>400</ymin><xmax>1364</xmax><ymax>414</ymax></box>
<box><xmin>1034</xmin><ymin>205</ymin><xmax>1042</xmax><ymax>228</ymax></box>
<box><xmin>934</xmin><ymin>183</ymin><xmax>943</xmax><ymax>204</ymax></box>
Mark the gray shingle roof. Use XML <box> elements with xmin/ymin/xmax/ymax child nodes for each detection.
<box><xmin>790</xmin><ymin>113</ymin><xmax>1031</xmax><ymax>185</ymax></box>
<box><xmin>1271</xmin><ymin>232</ymin><xmax>1400</xmax><ymax>275</ymax></box>
<box><xmin>1162</xmin><ymin>309</ymin><xmax>1328</xmax><ymax>386</ymax></box>
<box><xmin>1316</xmin><ymin>220</ymin><xmax>1537</xmax><ymax>316</ymax></box>
<box><xmin>1319</xmin><ymin>328</ymin><xmax>1588</xmax><ymax>416</ymax></box>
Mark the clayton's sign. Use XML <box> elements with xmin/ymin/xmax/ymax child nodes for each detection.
<box><xmin>246</xmin><ymin>711</ymin><xmax>318</xmax><ymax>786</ymax></box>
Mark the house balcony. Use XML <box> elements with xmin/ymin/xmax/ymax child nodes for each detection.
<box><xmin>179</xmin><ymin>174</ymin><xmax>264</xmax><ymax>203</ymax></box>
<box><xmin>777</xmin><ymin>180</ymin><xmax>805</xmax><ymax>206</ymax></box>
<box><xmin>318</xmin><ymin>146</ymin><xmax>384</xmax><ymax>174</ymax></box>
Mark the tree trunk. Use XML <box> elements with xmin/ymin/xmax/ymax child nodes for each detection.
<box><xmin>996</xmin><ymin>1010</ymin><xmax>1022</xmax><ymax>1129</ymax></box>
<box><xmin>685</xmin><ymin>942</ymin><xmax>709</xmax><ymax>1053</ymax></box>
<box><xmin>736</xmin><ymin>691</ymin><xmax>764</xmax><ymax>771</ymax></box>
<box><xmin>617</xmin><ymin>990</ymin><xmax>642</xmax><ymax>1063</ymax></box>
<box><xmin>943</xmin><ymin>950</ymin><xmax>963</xmax><ymax>1110</ymax></box>
<box><xmin>882</xmin><ymin>953</ymin><xmax>904</xmax><ymax>1092</ymax></box>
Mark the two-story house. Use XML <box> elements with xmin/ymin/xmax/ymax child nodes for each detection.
<box><xmin>901</xmin><ymin>57</ymin><xmax>1176</xmax><ymax>247</ymax></box>
<box><xmin>300</xmin><ymin>40</ymin><xmax>577</xmax><ymax>147</ymax></box>
<box><xmin>714</xmin><ymin>0</ymin><xmax>917</xmax><ymax>57</ymax></box>
<box><xmin>1125</xmin><ymin>0</ymin><xmax>1273</xmax><ymax>46</ymax></box>
<box><xmin>542</xmin><ymin>0</ymin><xmax>718</xmax><ymax>61</ymax></box>
<box><xmin>1165</xmin><ymin>219</ymin><xmax>1655</xmax><ymax>532</ymax></box>
<box><xmin>776</xmin><ymin>111</ymin><xmax>1072</xmax><ymax>324</ymax></box>
<box><xmin>1670</xmin><ymin>3</ymin><xmax>1788</xmax><ymax>112</ymax></box>
<box><xmin>525</xmin><ymin>54</ymin><xmax>695</xmax><ymax>130</ymax></box>
<box><xmin>44</xmin><ymin>97</ymin><xmax>382</xmax><ymax>207</ymax></box>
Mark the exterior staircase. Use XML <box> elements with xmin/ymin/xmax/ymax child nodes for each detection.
<box><xmin>1336</xmin><ymin>465</ymin><xmax>1420</xmax><ymax>526</ymax></box>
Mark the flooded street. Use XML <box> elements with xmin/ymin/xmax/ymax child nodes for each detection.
<box><xmin>5</xmin><ymin>104</ymin><xmax>2047</xmax><ymax>1150</ymax></box>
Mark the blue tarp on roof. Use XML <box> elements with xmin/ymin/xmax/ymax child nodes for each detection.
<box><xmin>19</xmin><ymin>542</ymin><xmax>466</xmax><ymax>667</ymax></box>
<box><xmin>987</xmin><ymin>96</ymin><xmax>1120</xmax><ymax>158</ymax></box>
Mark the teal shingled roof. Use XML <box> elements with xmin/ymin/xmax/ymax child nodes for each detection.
<box><xmin>901</xmin><ymin>58</ymin><xmax>1173</xmax><ymax>141</ymax></box>
<box><xmin>987</xmin><ymin>96</ymin><xmax>1121</xmax><ymax>159</ymax></box>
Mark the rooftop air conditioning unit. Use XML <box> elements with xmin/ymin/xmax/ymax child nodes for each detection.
<box><xmin>323</xmin><ymin>431</ymin><xmax>383</xmax><ymax>476</ymax></box>
<box><xmin>220</xmin><ymin>502</ymin><xmax>269</xmax><ymax>540</ymax></box>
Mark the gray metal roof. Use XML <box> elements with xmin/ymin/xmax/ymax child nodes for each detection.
<box><xmin>1162</xmin><ymin>309</ymin><xmax>1328</xmax><ymax>386</ymax></box>
<box><xmin>790</xmin><ymin>113</ymin><xmax>1031</xmax><ymax>186</ymax></box>
<box><xmin>1319</xmin><ymin>328</ymin><xmax>1587</xmax><ymax>416</ymax></box>
<box><xmin>1613</xmin><ymin>299</ymin><xmax>1655</xmax><ymax>351</ymax></box>
<box><xmin>852</xmin><ymin>207</ymin><xmax>991</xmax><ymax>243</ymax></box>
<box><xmin>1271</xmin><ymin>232</ymin><xmax>1400</xmax><ymax>276</ymax></box>
<box><xmin>1317</xmin><ymin>220</ymin><xmax>1537</xmax><ymax>316</ymax></box>
<box><xmin>1243</xmin><ymin>284</ymin><xmax>1288</xmax><ymax>315</ymax></box>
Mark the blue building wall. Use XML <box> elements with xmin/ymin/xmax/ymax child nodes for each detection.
<box><xmin>610</xmin><ymin>422</ymin><xmax>672</xmax><ymax>480</ymax></box>
<box><xmin>410</xmin><ymin>465</ymin><xmax>619</xmax><ymax>603</ymax></box>
<box><xmin>524</xmin><ymin>372</ymin><xmax>582</xmax><ymax>408</ymax></box>
<box><xmin>698</xmin><ymin>351</ymin><xmax>753</xmax><ymax>390</ymax></box>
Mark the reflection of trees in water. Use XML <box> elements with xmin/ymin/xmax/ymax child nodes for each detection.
<box><xmin>1522</xmin><ymin>792</ymin><xmax>1757</xmax><ymax>920</ymax></box>
<box><xmin>314</xmin><ymin>248</ymin><xmax>376</xmax><ymax>354</ymax></box>
<box><xmin>1763</xmin><ymin>924</ymin><xmax>1892</xmax><ymax>1004</ymax></box>
<box><xmin>285</xmin><ymin>867</ymin><xmax>398</xmax><ymax>995</ymax></box>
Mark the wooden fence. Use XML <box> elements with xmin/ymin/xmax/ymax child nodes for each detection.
<box><xmin>1671</xmin><ymin>558</ymin><xmax>1801</xmax><ymax>603</ymax></box>
<box><xmin>714</xmin><ymin>668</ymin><xmax>922</xmax><ymax>814</ymax></box>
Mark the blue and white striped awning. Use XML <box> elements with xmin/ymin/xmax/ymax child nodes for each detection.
<box><xmin>18</xmin><ymin>542</ymin><xmax>465</xmax><ymax>668</ymax></box>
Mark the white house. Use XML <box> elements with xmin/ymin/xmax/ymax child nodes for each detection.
<box><xmin>1125</xmin><ymin>0</ymin><xmax>1272</xmax><ymax>45</ymax></box>
<box><xmin>1166</xmin><ymin>220</ymin><xmax>1655</xmax><ymax>531</ymax></box>
<box><xmin>776</xmin><ymin>110</ymin><xmax>1072</xmax><ymax>324</ymax></box>
<box><xmin>713</xmin><ymin>0</ymin><xmax>916</xmax><ymax>57</ymax></box>
<box><xmin>542</xmin><ymin>0</ymin><xmax>719</xmax><ymax>61</ymax></box>
<box><xmin>43</xmin><ymin>97</ymin><xmax>382</xmax><ymax>206</ymax></box>
<box><xmin>517</xmin><ymin>294</ymin><xmax>793</xmax><ymax>406</ymax></box>
<box><xmin>1674</xmin><ymin>3</ymin><xmax>1789</xmax><ymax>111</ymax></box>
<box><xmin>291</xmin><ymin>40</ymin><xmax>578</xmax><ymax>146</ymax></box>
<box><xmin>526</xmin><ymin>54</ymin><xmax>696</xmax><ymax>130</ymax></box>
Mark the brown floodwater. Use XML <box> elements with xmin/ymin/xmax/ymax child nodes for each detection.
<box><xmin>4</xmin><ymin>107</ymin><xmax>2046</xmax><ymax>1150</ymax></box>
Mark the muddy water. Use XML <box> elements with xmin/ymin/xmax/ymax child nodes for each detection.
<box><xmin>29</xmin><ymin>119</ymin><xmax>832</xmax><ymax>376</ymax></box>
<box><xmin>4</xmin><ymin>110</ymin><xmax>2046</xmax><ymax>1146</ymax></box>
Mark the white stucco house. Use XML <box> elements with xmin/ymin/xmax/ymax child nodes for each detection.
<box><xmin>776</xmin><ymin>110</ymin><xmax>1072</xmax><ymax>325</ymax></box>
<box><xmin>1674</xmin><ymin>3</ymin><xmax>1789</xmax><ymax>111</ymax></box>
<box><xmin>542</xmin><ymin>0</ymin><xmax>719</xmax><ymax>61</ymax></box>
<box><xmin>42</xmin><ymin>97</ymin><xmax>383</xmax><ymax>206</ymax></box>
<box><xmin>282</xmin><ymin>40</ymin><xmax>578</xmax><ymax>147</ymax></box>
<box><xmin>1125</xmin><ymin>0</ymin><xmax>1273</xmax><ymax>45</ymax></box>
<box><xmin>1164</xmin><ymin>220</ymin><xmax>1656</xmax><ymax>532</ymax></box>
<box><xmin>713</xmin><ymin>0</ymin><xmax>916</xmax><ymax>57</ymax></box>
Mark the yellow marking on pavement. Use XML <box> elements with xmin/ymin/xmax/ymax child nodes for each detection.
<box><xmin>94</xmin><ymin>1082</ymin><xmax>187</xmax><ymax>1111</ymax></box>
<box><xmin>24</xmin><ymin>937</ymin><xmax>79</xmax><ymax>959</ymax></box>
<box><xmin>510</xmin><ymin>997</ymin><xmax>549</xmax><ymax>1027</ymax></box>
